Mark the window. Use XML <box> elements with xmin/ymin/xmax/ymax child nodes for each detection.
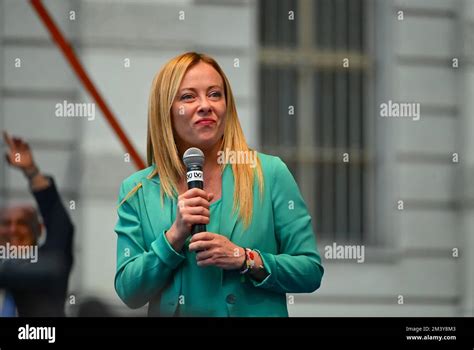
<box><xmin>258</xmin><ymin>0</ymin><xmax>373</xmax><ymax>244</ymax></box>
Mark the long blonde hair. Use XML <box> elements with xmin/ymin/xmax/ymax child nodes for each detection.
<box><xmin>123</xmin><ymin>52</ymin><xmax>263</xmax><ymax>228</ymax></box>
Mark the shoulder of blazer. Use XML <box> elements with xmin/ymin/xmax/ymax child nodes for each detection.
<box><xmin>257</xmin><ymin>151</ymin><xmax>283</xmax><ymax>177</ymax></box>
<box><xmin>118</xmin><ymin>165</ymin><xmax>158</xmax><ymax>206</ymax></box>
<box><xmin>121</xmin><ymin>165</ymin><xmax>158</xmax><ymax>188</ymax></box>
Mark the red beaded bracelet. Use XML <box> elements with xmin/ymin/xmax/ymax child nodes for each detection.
<box><xmin>239</xmin><ymin>248</ymin><xmax>255</xmax><ymax>275</ymax></box>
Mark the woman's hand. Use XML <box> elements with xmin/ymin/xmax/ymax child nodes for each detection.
<box><xmin>166</xmin><ymin>188</ymin><xmax>214</xmax><ymax>252</ymax></box>
<box><xmin>188</xmin><ymin>232</ymin><xmax>245</xmax><ymax>270</ymax></box>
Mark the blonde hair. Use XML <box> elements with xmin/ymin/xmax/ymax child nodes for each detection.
<box><xmin>121</xmin><ymin>52</ymin><xmax>263</xmax><ymax>228</ymax></box>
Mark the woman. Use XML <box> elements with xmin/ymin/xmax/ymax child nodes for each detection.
<box><xmin>114</xmin><ymin>52</ymin><xmax>324</xmax><ymax>317</ymax></box>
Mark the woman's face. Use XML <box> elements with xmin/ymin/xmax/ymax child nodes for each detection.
<box><xmin>171</xmin><ymin>61</ymin><xmax>226</xmax><ymax>153</ymax></box>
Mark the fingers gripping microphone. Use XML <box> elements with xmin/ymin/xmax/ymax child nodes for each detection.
<box><xmin>183</xmin><ymin>148</ymin><xmax>206</xmax><ymax>235</ymax></box>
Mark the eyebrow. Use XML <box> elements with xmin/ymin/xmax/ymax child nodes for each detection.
<box><xmin>179</xmin><ymin>85</ymin><xmax>223</xmax><ymax>93</ymax></box>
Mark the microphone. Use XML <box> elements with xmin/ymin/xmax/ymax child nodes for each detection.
<box><xmin>183</xmin><ymin>147</ymin><xmax>206</xmax><ymax>235</ymax></box>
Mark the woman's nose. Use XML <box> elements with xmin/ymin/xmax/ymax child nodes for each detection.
<box><xmin>197</xmin><ymin>98</ymin><xmax>212</xmax><ymax>115</ymax></box>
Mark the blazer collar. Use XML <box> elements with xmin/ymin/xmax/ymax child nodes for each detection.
<box><xmin>141</xmin><ymin>164</ymin><xmax>239</xmax><ymax>241</ymax></box>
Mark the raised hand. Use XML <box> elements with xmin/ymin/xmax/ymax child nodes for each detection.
<box><xmin>3</xmin><ymin>131</ymin><xmax>36</xmax><ymax>173</ymax></box>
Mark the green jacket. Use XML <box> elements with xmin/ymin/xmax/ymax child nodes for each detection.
<box><xmin>114</xmin><ymin>152</ymin><xmax>324</xmax><ymax>316</ymax></box>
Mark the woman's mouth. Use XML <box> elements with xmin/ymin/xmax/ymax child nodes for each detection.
<box><xmin>195</xmin><ymin>119</ymin><xmax>216</xmax><ymax>126</ymax></box>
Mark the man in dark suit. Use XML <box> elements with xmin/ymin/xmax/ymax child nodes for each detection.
<box><xmin>0</xmin><ymin>131</ymin><xmax>74</xmax><ymax>317</ymax></box>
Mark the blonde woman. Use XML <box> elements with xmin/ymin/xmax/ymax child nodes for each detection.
<box><xmin>114</xmin><ymin>52</ymin><xmax>324</xmax><ymax>317</ymax></box>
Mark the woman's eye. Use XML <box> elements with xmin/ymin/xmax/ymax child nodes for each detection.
<box><xmin>209</xmin><ymin>91</ymin><xmax>222</xmax><ymax>98</ymax></box>
<box><xmin>180</xmin><ymin>94</ymin><xmax>194</xmax><ymax>101</ymax></box>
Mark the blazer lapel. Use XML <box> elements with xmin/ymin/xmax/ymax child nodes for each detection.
<box><xmin>141</xmin><ymin>177</ymin><xmax>174</xmax><ymax>240</ymax></box>
<box><xmin>220</xmin><ymin>164</ymin><xmax>239</xmax><ymax>242</ymax></box>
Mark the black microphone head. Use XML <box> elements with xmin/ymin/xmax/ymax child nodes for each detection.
<box><xmin>183</xmin><ymin>147</ymin><xmax>205</xmax><ymax>168</ymax></box>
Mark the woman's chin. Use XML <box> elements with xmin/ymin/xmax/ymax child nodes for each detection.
<box><xmin>190</xmin><ymin>136</ymin><xmax>220</xmax><ymax>150</ymax></box>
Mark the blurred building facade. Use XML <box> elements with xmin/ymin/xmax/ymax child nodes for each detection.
<box><xmin>0</xmin><ymin>0</ymin><xmax>472</xmax><ymax>316</ymax></box>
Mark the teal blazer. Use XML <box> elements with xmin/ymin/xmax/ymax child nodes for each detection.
<box><xmin>114</xmin><ymin>152</ymin><xmax>324</xmax><ymax>316</ymax></box>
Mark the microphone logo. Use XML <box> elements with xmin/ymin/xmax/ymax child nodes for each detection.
<box><xmin>186</xmin><ymin>171</ymin><xmax>203</xmax><ymax>183</ymax></box>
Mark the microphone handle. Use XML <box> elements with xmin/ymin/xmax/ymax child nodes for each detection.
<box><xmin>191</xmin><ymin>224</ymin><xmax>206</xmax><ymax>235</ymax></box>
<box><xmin>187</xmin><ymin>178</ymin><xmax>206</xmax><ymax>235</ymax></box>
